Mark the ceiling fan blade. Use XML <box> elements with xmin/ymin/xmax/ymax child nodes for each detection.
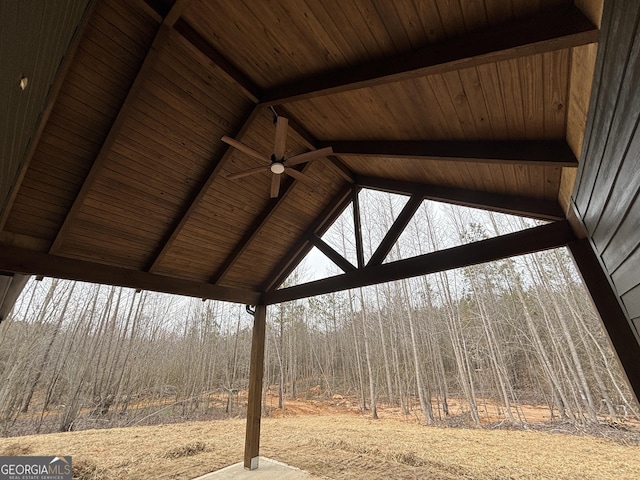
<box><xmin>284</xmin><ymin>167</ymin><xmax>318</xmax><ymax>187</ymax></box>
<box><xmin>221</xmin><ymin>136</ymin><xmax>267</xmax><ymax>162</ymax></box>
<box><xmin>286</xmin><ymin>146</ymin><xmax>334</xmax><ymax>166</ymax></box>
<box><xmin>273</xmin><ymin>116</ymin><xmax>289</xmax><ymax>161</ymax></box>
<box><xmin>226</xmin><ymin>165</ymin><xmax>270</xmax><ymax>179</ymax></box>
<box><xmin>270</xmin><ymin>173</ymin><xmax>281</xmax><ymax>198</ymax></box>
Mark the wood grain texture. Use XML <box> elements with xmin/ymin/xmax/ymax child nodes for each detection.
<box><xmin>4</xmin><ymin>0</ymin><xmax>157</xmax><ymax>241</ymax></box>
<box><xmin>1</xmin><ymin>0</ymin><xmax>599</xmax><ymax>302</ymax></box>
<box><xmin>0</xmin><ymin>0</ymin><xmax>94</xmax><ymax>230</ymax></box>
<box><xmin>244</xmin><ymin>304</ymin><xmax>267</xmax><ymax>469</ymax></box>
<box><xmin>260</xmin><ymin>5</ymin><xmax>596</xmax><ymax>105</ymax></box>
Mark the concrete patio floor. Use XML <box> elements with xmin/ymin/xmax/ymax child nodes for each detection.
<box><xmin>193</xmin><ymin>457</ymin><xmax>320</xmax><ymax>479</ymax></box>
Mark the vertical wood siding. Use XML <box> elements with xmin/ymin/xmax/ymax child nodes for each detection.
<box><xmin>573</xmin><ymin>0</ymin><xmax>640</xmax><ymax>333</ymax></box>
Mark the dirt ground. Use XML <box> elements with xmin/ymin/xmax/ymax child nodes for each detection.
<box><xmin>1</xmin><ymin>396</ymin><xmax>639</xmax><ymax>480</ymax></box>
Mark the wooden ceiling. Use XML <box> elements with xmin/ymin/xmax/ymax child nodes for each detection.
<box><xmin>0</xmin><ymin>0</ymin><xmax>602</xmax><ymax>305</ymax></box>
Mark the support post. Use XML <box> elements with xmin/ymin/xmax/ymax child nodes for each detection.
<box><xmin>244</xmin><ymin>304</ymin><xmax>267</xmax><ymax>470</ymax></box>
<box><xmin>568</xmin><ymin>239</ymin><xmax>640</xmax><ymax>404</ymax></box>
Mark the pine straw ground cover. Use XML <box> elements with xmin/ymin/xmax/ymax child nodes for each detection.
<box><xmin>0</xmin><ymin>414</ymin><xmax>639</xmax><ymax>479</ymax></box>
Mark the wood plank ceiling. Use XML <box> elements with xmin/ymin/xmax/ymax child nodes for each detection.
<box><xmin>0</xmin><ymin>0</ymin><xmax>601</xmax><ymax>305</ymax></box>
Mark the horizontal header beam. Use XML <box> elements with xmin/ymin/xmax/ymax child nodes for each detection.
<box><xmin>263</xmin><ymin>220</ymin><xmax>575</xmax><ymax>304</ymax></box>
<box><xmin>357</xmin><ymin>176</ymin><xmax>565</xmax><ymax>221</ymax></box>
<box><xmin>321</xmin><ymin>140</ymin><xmax>577</xmax><ymax>167</ymax></box>
<box><xmin>0</xmin><ymin>246</ymin><xmax>261</xmax><ymax>305</ymax></box>
<box><xmin>261</xmin><ymin>6</ymin><xmax>598</xmax><ymax>105</ymax></box>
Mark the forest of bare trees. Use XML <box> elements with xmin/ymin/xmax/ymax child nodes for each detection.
<box><xmin>0</xmin><ymin>192</ymin><xmax>637</xmax><ymax>436</ymax></box>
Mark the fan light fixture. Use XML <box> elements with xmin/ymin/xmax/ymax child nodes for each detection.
<box><xmin>222</xmin><ymin>115</ymin><xmax>333</xmax><ymax>198</ymax></box>
<box><xmin>270</xmin><ymin>162</ymin><xmax>285</xmax><ymax>174</ymax></box>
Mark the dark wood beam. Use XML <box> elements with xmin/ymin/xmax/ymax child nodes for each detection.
<box><xmin>264</xmin><ymin>220</ymin><xmax>575</xmax><ymax>304</ymax></box>
<box><xmin>367</xmin><ymin>194</ymin><xmax>423</xmax><ymax>267</ymax></box>
<box><xmin>357</xmin><ymin>175</ymin><xmax>565</xmax><ymax>221</ymax></box>
<box><xmin>260</xmin><ymin>6</ymin><xmax>598</xmax><ymax>106</ymax></box>
<box><xmin>173</xmin><ymin>18</ymin><xmax>261</xmax><ymax>103</ymax></box>
<box><xmin>310</xmin><ymin>234</ymin><xmax>357</xmax><ymax>273</ymax></box>
<box><xmin>568</xmin><ymin>239</ymin><xmax>640</xmax><ymax>404</ymax></box>
<box><xmin>0</xmin><ymin>1</ymin><xmax>97</xmax><ymax>231</ymax></box>
<box><xmin>352</xmin><ymin>186</ymin><xmax>365</xmax><ymax>269</ymax></box>
<box><xmin>244</xmin><ymin>304</ymin><xmax>267</xmax><ymax>470</ymax></box>
<box><xmin>0</xmin><ymin>245</ymin><xmax>261</xmax><ymax>305</ymax></box>
<box><xmin>320</xmin><ymin>140</ymin><xmax>578</xmax><ymax>167</ymax></box>
<box><xmin>148</xmin><ymin>104</ymin><xmax>262</xmax><ymax>273</ymax></box>
<box><xmin>262</xmin><ymin>184</ymin><xmax>353</xmax><ymax>292</ymax></box>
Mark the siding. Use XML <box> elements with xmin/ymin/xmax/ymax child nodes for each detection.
<box><xmin>0</xmin><ymin>0</ymin><xmax>92</xmax><ymax>219</ymax></box>
<box><xmin>573</xmin><ymin>0</ymin><xmax>640</xmax><ymax>334</ymax></box>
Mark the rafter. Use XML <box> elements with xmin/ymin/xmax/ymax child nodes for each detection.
<box><xmin>357</xmin><ymin>176</ymin><xmax>565</xmax><ymax>221</ymax></box>
<box><xmin>260</xmin><ymin>6</ymin><xmax>598</xmax><ymax>106</ymax></box>
<box><xmin>264</xmin><ymin>220</ymin><xmax>575</xmax><ymax>304</ymax></box>
<box><xmin>0</xmin><ymin>245</ymin><xmax>260</xmax><ymax>305</ymax></box>
<box><xmin>173</xmin><ymin>18</ymin><xmax>260</xmax><ymax>103</ymax></box>
<box><xmin>320</xmin><ymin>140</ymin><xmax>577</xmax><ymax>167</ymax></box>
<box><xmin>262</xmin><ymin>184</ymin><xmax>353</xmax><ymax>292</ymax></box>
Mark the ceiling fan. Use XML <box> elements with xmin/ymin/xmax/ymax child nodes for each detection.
<box><xmin>222</xmin><ymin>116</ymin><xmax>333</xmax><ymax>198</ymax></box>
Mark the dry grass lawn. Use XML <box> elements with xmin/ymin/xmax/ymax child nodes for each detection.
<box><xmin>0</xmin><ymin>412</ymin><xmax>639</xmax><ymax>479</ymax></box>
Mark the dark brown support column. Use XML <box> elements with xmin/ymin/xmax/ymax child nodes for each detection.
<box><xmin>568</xmin><ymin>239</ymin><xmax>640</xmax><ymax>404</ymax></box>
<box><xmin>244</xmin><ymin>304</ymin><xmax>267</xmax><ymax>470</ymax></box>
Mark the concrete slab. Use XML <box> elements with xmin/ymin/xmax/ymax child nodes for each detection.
<box><xmin>193</xmin><ymin>457</ymin><xmax>317</xmax><ymax>479</ymax></box>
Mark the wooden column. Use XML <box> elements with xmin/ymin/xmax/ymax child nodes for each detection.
<box><xmin>244</xmin><ymin>304</ymin><xmax>267</xmax><ymax>470</ymax></box>
<box><xmin>568</xmin><ymin>239</ymin><xmax>640</xmax><ymax>404</ymax></box>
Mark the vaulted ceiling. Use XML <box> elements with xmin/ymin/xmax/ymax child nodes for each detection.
<box><xmin>0</xmin><ymin>0</ymin><xmax>602</xmax><ymax>306</ymax></box>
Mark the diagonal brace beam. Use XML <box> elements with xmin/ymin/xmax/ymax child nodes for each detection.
<box><xmin>310</xmin><ymin>234</ymin><xmax>357</xmax><ymax>273</ymax></box>
<box><xmin>367</xmin><ymin>194</ymin><xmax>423</xmax><ymax>267</ymax></box>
